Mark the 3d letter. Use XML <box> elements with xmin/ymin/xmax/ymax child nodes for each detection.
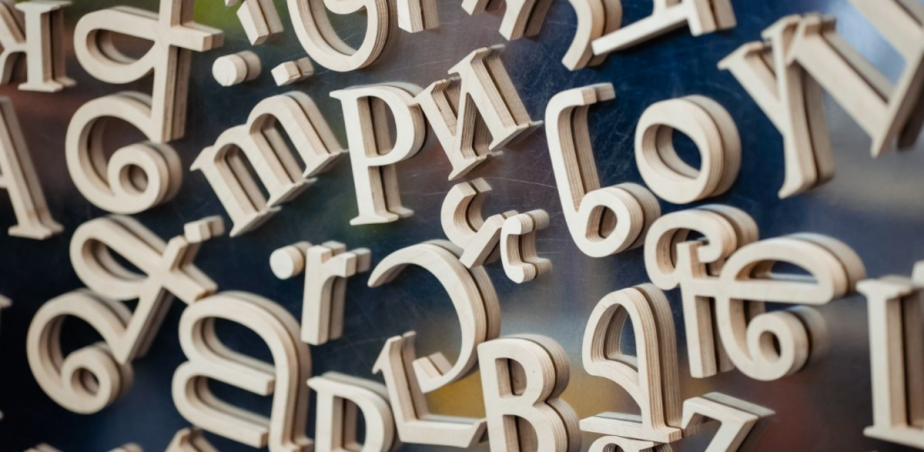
<box><xmin>441</xmin><ymin>178</ymin><xmax>518</xmax><ymax>268</ymax></box>
<box><xmin>547</xmin><ymin>84</ymin><xmax>660</xmax><ymax>257</ymax></box>
<box><xmin>415</xmin><ymin>46</ymin><xmax>540</xmax><ymax>180</ymax></box>
<box><xmin>374</xmin><ymin>333</ymin><xmax>488</xmax><ymax>448</ymax></box>
<box><xmin>858</xmin><ymin>261</ymin><xmax>924</xmax><ymax>449</ymax></box>
<box><xmin>0</xmin><ymin>0</ymin><xmax>73</xmax><ymax>92</ymax></box>
<box><xmin>27</xmin><ymin>216</ymin><xmax>221</xmax><ymax>413</ymax></box>
<box><xmin>369</xmin><ymin>240</ymin><xmax>500</xmax><ymax>391</ymax></box>
<box><xmin>478</xmin><ymin>335</ymin><xmax>580</xmax><ymax>452</ymax></box>
<box><xmin>719</xmin><ymin>2</ymin><xmax>924</xmax><ymax>197</ymax></box>
<box><xmin>287</xmin><ymin>0</ymin><xmax>390</xmax><ymax>71</ymax></box>
<box><xmin>270</xmin><ymin>241</ymin><xmax>371</xmax><ymax>345</ymax></box>
<box><xmin>681</xmin><ymin>393</ymin><xmax>774</xmax><ymax>452</ymax></box>
<box><xmin>0</xmin><ymin>97</ymin><xmax>62</xmax><ymax>239</ymax></box>
<box><xmin>332</xmin><ymin>84</ymin><xmax>425</xmax><ymax>225</ymax></box>
<box><xmin>592</xmin><ymin>0</ymin><xmax>735</xmax><ymax>57</ymax></box>
<box><xmin>501</xmin><ymin>210</ymin><xmax>552</xmax><ymax>283</ymax></box>
<box><xmin>581</xmin><ymin>285</ymin><xmax>682</xmax><ymax>442</ymax></box>
<box><xmin>635</xmin><ymin>96</ymin><xmax>740</xmax><ymax>204</ymax></box>
<box><xmin>308</xmin><ymin>372</ymin><xmax>397</xmax><ymax>452</ymax></box>
<box><xmin>67</xmin><ymin>0</ymin><xmax>223</xmax><ymax>213</ymax></box>
<box><xmin>166</xmin><ymin>428</ymin><xmax>219</xmax><ymax>452</ymax></box>
<box><xmin>173</xmin><ymin>292</ymin><xmax>312</xmax><ymax>452</ymax></box>
<box><xmin>562</xmin><ymin>0</ymin><xmax>619</xmax><ymax>70</ymax></box>
<box><xmin>645</xmin><ymin>205</ymin><xmax>866</xmax><ymax>380</ymax></box>
<box><xmin>192</xmin><ymin>92</ymin><xmax>343</xmax><ymax>236</ymax></box>
<box><xmin>462</xmin><ymin>0</ymin><xmax>553</xmax><ymax>40</ymax></box>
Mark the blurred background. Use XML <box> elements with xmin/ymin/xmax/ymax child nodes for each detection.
<box><xmin>0</xmin><ymin>0</ymin><xmax>922</xmax><ymax>450</ymax></box>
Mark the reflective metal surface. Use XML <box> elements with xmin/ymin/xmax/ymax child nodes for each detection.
<box><xmin>0</xmin><ymin>0</ymin><xmax>922</xmax><ymax>450</ymax></box>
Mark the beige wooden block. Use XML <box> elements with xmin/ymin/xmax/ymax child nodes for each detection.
<box><xmin>415</xmin><ymin>45</ymin><xmax>541</xmax><ymax>180</ymax></box>
<box><xmin>479</xmin><ymin>335</ymin><xmax>580</xmax><ymax>452</ymax></box>
<box><xmin>501</xmin><ymin>210</ymin><xmax>551</xmax><ymax>283</ymax></box>
<box><xmin>287</xmin><ymin>0</ymin><xmax>390</xmax><ymax>71</ymax></box>
<box><xmin>644</xmin><ymin>205</ymin><xmax>866</xmax><ymax>381</ymax></box>
<box><xmin>581</xmin><ymin>285</ymin><xmax>682</xmax><ymax>443</ymax></box>
<box><xmin>396</xmin><ymin>0</ymin><xmax>438</xmax><ymax>32</ymax></box>
<box><xmin>369</xmin><ymin>240</ymin><xmax>500</xmax><ymax>392</ymax></box>
<box><xmin>26</xmin><ymin>216</ymin><xmax>221</xmax><ymax>413</ymax></box>
<box><xmin>331</xmin><ymin>84</ymin><xmax>425</xmax><ymax>225</ymax></box>
<box><xmin>308</xmin><ymin>372</ymin><xmax>397</xmax><ymax>452</ymax></box>
<box><xmin>858</xmin><ymin>264</ymin><xmax>924</xmax><ymax>449</ymax></box>
<box><xmin>373</xmin><ymin>332</ymin><xmax>487</xmax><ymax>448</ymax></box>
<box><xmin>231</xmin><ymin>0</ymin><xmax>283</xmax><ymax>45</ymax></box>
<box><xmin>0</xmin><ymin>0</ymin><xmax>74</xmax><ymax>92</ymax></box>
<box><xmin>173</xmin><ymin>292</ymin><xmax>312</xmax><ymax>452</ymax></box>
<box><xmin>635</xmin><ymin>96</ymin><xmax>740</xmax><ymax>204</ymax></box>
<box><xmin>212</xmin><ymin>51</ymin><xmax>261</xmax><ymax>87</ymax></box>
<box><xmin>592</xmin><ymin>0</ymin><xmax>736</xmax><ymax>57</ymax></box>
<box><xmin>0</xmin><ymin>97</ymin><xmax>62</xmax><ymax>239</ymax></box>
<box><xmin>440</xmin><ymin>178</ymin><xmax>518</xmax><ymax>268</ymax></box>
<box><xmin>165</xmin><ymin>428</ymin><xmax>219</xmax><ymax>452</ymax></box>
<box><xmin>681</xmin><ymin>393</ymin><xmax>774</xmax><ymax>452</ymax></box>
<box><xmin>272</xmin><ymin>58</ymin><xmax>314</xmax><ymax>86</ymax></box>
<box><xmin>547</xmin><ymin>84</ymin><xmax>661</xmax><ymax>257</ymax></box>
<box><xmin>192</xmin><ymin>92</ymin><xmax>343</xmax><ymax>236</ymax></box>
<box><xmin>270</xmin><ymin>241</ymin><xmax>371</xmax><ymax>345</ymax></box>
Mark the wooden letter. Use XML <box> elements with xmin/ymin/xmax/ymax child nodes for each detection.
<box><xmin>719</xmin><ymin>2</ymin><xmax>924</xmax><ymax>197</ymax></box>
<box><xmin>592</xmin><ymin>0</ymin><xmax>735</xmax><ymax>57</ymax></box>
<box><xmin>635</xmin><ymin>96</ymin><xmax>740</xmax><ymax>204</ymax></box>
<box><xmin>415</xmin><ymin>46</ymin><xmax>541</xmax><ymax>180</ymax></box>
<box><xmin>192</xmin><ymin>92</ymin><xmax>343</xmax><ymax>236</ymax></box>
<box><xmin>858</xmin><ymin>261</ymin><xmax>924</xmax><ymax>449</ymax></box>
<box><xmin>373</xmin><ymin>332</ymin><xmax>488</xmax><ymax>448</ymax></box>
<box><xmin>396</xmin><ymin>0</ymin><xmax>437</xmax><ymax>33</ymax></box>
<box><xmin>173</xmin><ymin>292</ymin><xmax>312</xmax><ymax>452</ymax></box>
<box><xmin>581</xmin><ymin>285</ymin><xmax>682</xmax><ymax>443</ymax></box>
<box><xmin>562</xmin><ymin>0</ymin><xmax>619</xmax><ymax>70</ymax></box>
<box><xmin>588</xmin><ymin>436</ymin><xmax>672</xmax><ymax>452</ymax></box>
<box><xmin>72</xmin><ymin>0</ymin><xmax>223</xmax><ymax>141</ymax></box>
<box><xmin>0</xmin><ymin>0</ymin><xmax>73</xmax><ymax>92</ymax></box>
<box><xmin>479</xmin><ymin>335</ymin><xmax>580</xmax><ymax>452</ymax></box>
<box><xmin>270</xmin><ymin>241</ymin><xmax>371</xmax><ymax>345</ymax></box>
<box><xmin>645</xmin><ymin>206</ymin><xmax>866</xmax><ymax>380</ymax></box>
<box><xmin>441</xmin><ymin>178</ymin><xmax>517</xmax><ymax>268</ymax></box>
<box><xmin>287</xmin><ymin>0</ymin><xmax>390</xmax><ymax>71</ymax></box>
<box><xmin>332</xmin><ymin>84</ymin><xmax>425</xmax><ymax>225</ymax></box>
<box><xmin>369</xmin><ymin>240</ymin><xmax>500</xmax><ymax>391</ymax></box>
<box><xmin>547</xmin><ymin>84</ymin><xmax>661</xmax><ymax>257</ymax></box>
<box><xmin>308</xmin><ymin>372</ymin><xmax>397</xmax><ymax>452</ymax></box>
<box><xmin>462</xmin><ymin>0</ymin><xmax>553</xmax><ymax>41</ymax></box>
<box><xmin>681</xmin><ymin>393</ymin><xmax>773</xmax><ymax>452</ymax></box>
<box><xmin>501</xmin><ymin>210</ymin><xmax>551</xmax><ymax>284</ymax></box>
<box><xmin>26</xmin><ymin>216</ymin><xmax>221</xmax><ymax>413</ymax></box>
<box><xmin>68</xmin><ymin>0</ymin><xmax>223</xmax><ymax>213</ymax></box>
<box><xmin>0</xmin><ymin>97</ymin><xmax>62</xmax><ymax>239</ymax></box>
<box><xmin>166</xmin><ymin>428</ymin><xmax>219</xmax><ymax>452</ymax></box>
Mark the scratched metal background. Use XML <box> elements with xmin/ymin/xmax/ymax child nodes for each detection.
<box><xmin>0</xmin><ymin>0</ymin><xmax>922</xmax><ymax>450</ymax></box>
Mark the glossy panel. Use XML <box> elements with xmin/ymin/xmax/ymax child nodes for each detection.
<box><xmin>0</xmin><ymin>0</ymin><xmax>922</xmax><ymax>451</ymax></box>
